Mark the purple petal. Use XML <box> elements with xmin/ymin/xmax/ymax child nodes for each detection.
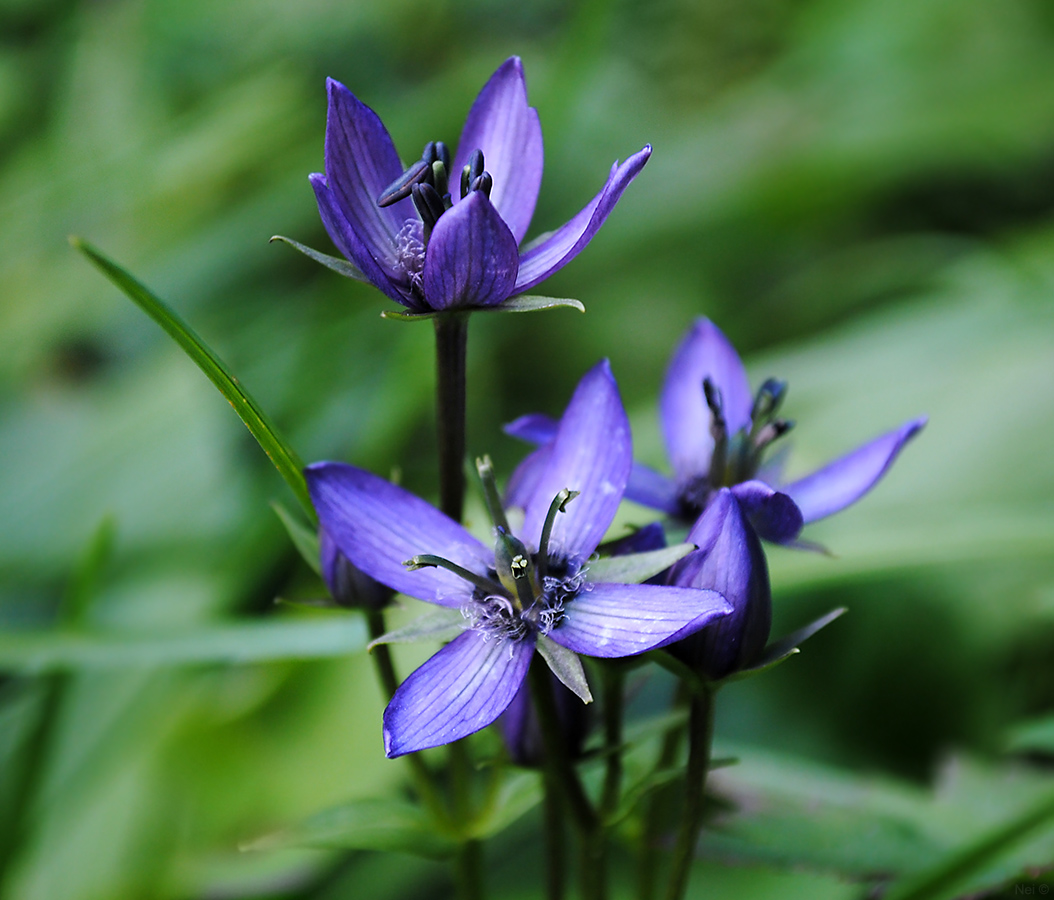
<box><xmin>782</xmin><ymin>417</ymin><xmax>927</xmax><ymax>523</ymax></box>
<box><xmin>383</xmin><ymin>630</ymin><xmax>534</xmax><ymax>757</ymax></box>
<box><xmin>504</xmin><ymin>412</ymin><xmax>559</xmax><ymax>445</ymax></box>
<box><xmin>323</xmin><ymin>79</ymin><xmax>416</xmax><ymax>277</ymax></box>
<box><xmin>667</xmin><ymin>490</ymin><xmax>771</xmax><ymax>679</ymax></box>
<box><xmin>452</xmin><ymin>58</ymin><xmax>543</xmax><ymax>245</ymax></box>
<box><xmin>730</xmin><ymin>480</ymin><xmax>803</xmax><ymax>545</ymax></box>
<box><xmin>513</xmin><ymin>146</ymin><xmax>651</xmax><ymax>293</ymax></box>
<box><xmin>521</xmin><ymin>360</ymin><xmax>631</xmax><ymax>560</ymax></box>
<box><xmin>604</xmin><ymin>522</ymin><xmax>667</xmax><ymax>556</ymax></box>
<box><xmin>505</xmin><ymin>442</ymin><xmax>552</xmax><ymax>511</ymax></box>
<box><xmin>310</xmin><ymin>174</ymin><xmax>413</xmax><ymax>307</ymax></box>
<box><xmin>548</xmin><ymin>581</ymin><xmax>731</xmax><ymax>658</ymax></box>
<box><xmin>660</xmin><ymin>319</ymin><xmax>754</xmax><ymax>483</ymax></box>
<box><xmin>625</xmin><ymin>463</ymin><xmax>680</xmax><ymax>515</ymax></box>
<box><xmin>306</xmin><ymin>462</ymin><xmax>490</xmax><ymax>607</ymax></box>
<box><xmin>422</xmin><ymin>191</ymin><xmax>520</xmax><ymax>309</ymax></box>
<box><xmin>319</xmin><ymin>526</ymin><xmax>390</xmax><ymax>609</ymax></box>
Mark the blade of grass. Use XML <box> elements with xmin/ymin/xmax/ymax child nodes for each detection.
<box><xmin>71</xmin><ymin>237</ymin><xmax>314</xmax><ymax>520</ymax></box>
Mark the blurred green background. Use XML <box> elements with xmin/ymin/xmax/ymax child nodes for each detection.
<box><xmin>1</xmin><ymin>0</ymin><xmax>1053</xmax><ymax>897</ymax></box>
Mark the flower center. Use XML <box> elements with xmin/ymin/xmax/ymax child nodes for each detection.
<box><xmin>678</xmin><ymin>376</ymin><xmax>795</xmax><ymax>518</ymax></box>
<box><xmin>377</xmin><ymin>141</ymin><xmax>494</xmax><ymax>241</ymax></box>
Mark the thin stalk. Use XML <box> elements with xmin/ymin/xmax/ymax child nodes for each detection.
<box><xmin>663</xmin><ymin>685</ymin><xmax>716</xmax><ymax>900</ymax></box>
<box><xmin>600</xmin><ymin>666</ymin><xmax>626</xmax><ymax>821</ymax></box>
<box><xmin>528</xmin><ymin>662</ymin><xmax>605</xmax><ymax>900</ymax></box>
<box><xmin>365</xmin><ymin>610</ymin><xmax>445</xmax><ymax>823</ymax></box>
<box><xmin>543</xmin><ymin>769</ymin><xmax>567</xmax><ymax>900</ymax></box>
<box><xmin>450</xmin><ymin>739</ymin><xmax>484</xmax><ymax>900</ymax></box>
<box><xmin>638</xmin><ymin>683</ymin><xmax>690</xmax><ymax>900</ymax></box>
<box><xmin>434</xmin><ymin>313</ymin><xmax>469</xmax><ymax>523</ymax></box>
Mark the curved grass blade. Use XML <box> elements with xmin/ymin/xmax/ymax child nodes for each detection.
<box><xmin>71</xmin><ymin>237</ymin><xmax>314</xmax><ymax>520</ymax></box>
<box><xmin>882</xmin><ymin>788</ymin><xmax>1054</xmax><ymax>900</ymax></box>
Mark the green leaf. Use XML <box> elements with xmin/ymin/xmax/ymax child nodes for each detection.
<box><xmin>0</xmin><ymin>617</ymin><xmax>366</xmax><ymax>673</ymax></box>
<box><xmin>882</xmin><ymin>789</ymin><xmax>1054</xmax><ymax>900</ymax></box>
<box><xmin>536</xmin><ymin>634</ymin><xmax>593</xmax><ymax>703</ymax></box>
<box><xmin>269</xmin><ymin>234</ymin><xmax>369</xmax><ymax>282</ymax></box>
<box><xmin>724</xmin><ymin>607</ymin><xmax>847</xmax><ymax>682</ymax></box>
<box><xmin>366</xmin><ymin>608</ymin><xmax>466</xmax><ymax>650</ymax></box>
<box><xmin>61</xmin><ymin>516</ymin><xmax>117</xmax><ymax>626</ymax></box>
<box><xmin>244</xmin><ymin>796</ymin><xmax>456</xmax><ymax>859</ymax></box>
<box><xmin>1005</xmin><ymin>714</ymin><xmax>1054</xmax><ymax>755</ymax></box>
<box><xmin>587</xmin><ymin>543</ymin><xmax>696</xmax><ymax>584</ymax></box>
<box><xmin>71</xmin><ymin>238</ymin><xmax>314</xmax><ymax>520</ymax></box>
<box><xmin>472</xmin><ymin>770</ymin><xmax>543</xmax><ymax>840</ymax></box>
<box><xmin>271</xmin><ymin>501</ymin><xmax>321</xmax><ymax>575</ymax></box>
<box><xmin>379</xmin><ymin>295</ymin><xmax>585</xmax><ymax>321</ymax></box>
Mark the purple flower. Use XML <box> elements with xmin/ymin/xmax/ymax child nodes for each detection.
<box><xmin>306</xmin><ymin>361</ymin><xmax>730</xmax><ymax>756</ymax></box>
<box><xmin>506</xmin><ymin>318</ymin><xmax>925</xmax><ymax>678</ymax></box>
<box><xmin>308</xmin><ymin>57</ymin><xmax>651</xmax><ymax>312</ymax></box>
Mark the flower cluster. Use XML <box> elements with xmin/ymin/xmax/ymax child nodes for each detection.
<box><xmin>299</xmin><ymin>58</ymin><xmax>924</xmax><ymax>761</ymax></box>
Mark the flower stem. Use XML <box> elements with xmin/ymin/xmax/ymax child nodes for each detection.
<box><xmin>434</xmin><ymin>312</ymin><xmax>469</xmax><ymax>523</ymax></box>
<box><xmin>528</xmin><ymin>661</ymin><xmax>605</xmax><ymax>900</ymax></box>
<box><xmin>600</xmin><ymin>666</ymin><xmax>626</xmax><ymax>821</ymax></box>
<box><xmin>663</xmin><ymin>685</ymin><xmax>716</xmax><ymax>900</ymax></box>
<box><xmin>543</xmin><ymin>769</ymin><xmax>567</xmax><ymax>900</ymax></box>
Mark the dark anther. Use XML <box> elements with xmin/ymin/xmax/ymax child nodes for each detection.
<box><xmin>435</xmin><ymin>141</ymin><xmax>451</xmax><ymax>173</ymax></box>
<box><xmin>702</xmin><ymin>377</ymin><xmax>724</xmax><ymax>419</ymax></box>
<box><xmin>378</xmin><ymin>158</ymin><xmax>432</xmax><ymax>207</ymax></box>
<box><xmin>422</xmin><ymin>141</ymin><xmax>438</xmax><ymax>166</ymax></box>
<box><xmin>411</xmin><ymin>183</ymin><xmax>446</xmax><ymax>230</ymax></box>
<box><xmin>470</xmin><ymin>172</ymin><xmax>493</xmax><ymax>198</ymax></box>
<box><xmin>468</xmin><ymin>149</ymin><xmax>485</xmax><ymax>182</ymax></box>
<box><xmin>754</xmin><ymin>419</ymin><xmax>795</xmax><ymax>452</ymax></box>
<box><xmin>751</xmin><ymin>378</ymin><xmax>788</xmax><ymax>422</ymax></box>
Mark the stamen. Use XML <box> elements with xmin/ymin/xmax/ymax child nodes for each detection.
<box><xmin>751</xmin><ymin>378</ymin><xmax>788</xmax><ymax>423</ymax></box>
<box><xmin>404</xmin><ymin>554</ymin><xmax>505</xmax><ymax>596</ymax></box>
<box><xmin>431</xmin><ymin>160</ymin><xmax>449</xmax><ymax>199</ymax></box>
<box><xmin>703</xmin><ymin>377</ymin><xmax>729</xmax><ymax>488</ymax></box>
<box><xmin>435</xmin><ymin>141</ymin><xmax>450</xmax><ymax>173</ymax></box>
<box><xmin>411</xmin><ymin>183</ymin><xmax>445</xmax><ymax>233</ymax></box>
<box><xmin>378</xmin><ymin>158</ymin><xmax>431</xmax><ymax>208</ymax></box>
<box><xmin>476</xmin><ymin>456</ymin><xmax>511</xmax><ymax>533</ymax></box>
<box><xmin>470</xmin><ymin>172</ymin><xmax>493</xmax><ymax>199</ymax></box>
<box><xmin>754</xmin><ymin>419</ymin><xmax>795</xmax><ymax>453</ymax></box>
<box><xmin>537</xmin><ymin>488</ymin><xmax>579</xmax><ymax>582</ymax></box>
<box><xmin>495</xmin><ymin>526</ymin><xmax>536</xmax><ymax>611</ymax></box>
<box><xmin>468</xmin><ymin>149</ymin><xmax>485</xmax><ymax>183</ymax></box>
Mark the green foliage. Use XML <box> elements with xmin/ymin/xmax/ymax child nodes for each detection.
<box><xmin>0</xmin><ymin>0</ymin><xmax>1053</xmax><ymax>897</ymax></box>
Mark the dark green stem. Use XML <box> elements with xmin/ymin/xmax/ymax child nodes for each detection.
<box><xmin>663</xmin><ymin>685</ymin><xmax>716</xmax><ymax>900</ymax></box>
<box><xmin>434</xmin><ymin>313</ymin><xmax>469</xmax><ymax>523</ymax></box>
<box><xmin>543</xmin><ymin>769</ymin><xmax>566</xmax><ymax>900</ymax></box>
<box><xmin>638</xmin><ymin>682</ymin><xmax>690</xmax><ymax>900</ymax></box>
<box><xmin>450</xmin><ymin>739</ymin><xmax>484</xmax><ymax>900</ymax></box>
<box><xmin>600</xmin><ymin>666</ymin><xmax>625</xmax><ymax>821</ymax></box>
<box><xmin>528</xmin><ymin>662</ymin><xmax>605</xmax><ymax>900</ymax></box>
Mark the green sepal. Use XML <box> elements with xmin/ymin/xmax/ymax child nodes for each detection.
<box><xmin>380</xmin><ymin>295</ymin><xmax>585</xmax><ymax>321</ymax></box>
<box><xmin>724</xmin><ymin>607</ymin><xmax>847</xmax><ymax>683</ymax></box>
<box><xmin>587</xmin><ymin>542</ymin><xmax>696</xmax><ymax>584</ymax></box>
<box><xmin>492</xmin><ymin>294</ymin><xmax>585</xmax><ymax>314</ymax></box>
<box><xmin>366</xmin><ymin>607</ymin><xmax>466</xmax><ymax>650</ymax></box>
<box><xmin>272</xmin><ymin>501</ymin><xmax>321</xmax><ymax>575</ymax></box>
<box><xmin>536</xmin><ymin>634</ymin><xmax>593</xmax><ymax>703</ymax></box>
<box><xmin>243</xmin><ymin>796</ymin><xmax>456</xmax><ymax>859</ymax></box>
<box><xmin>72</xmin><ymin>237</ymin><xmax>314</xmax><ymax>519</ymax></box>
<box><xmin>269</xmin><ymin>234</ymin><xmax>369</xmax><ymax>283</ymax></box>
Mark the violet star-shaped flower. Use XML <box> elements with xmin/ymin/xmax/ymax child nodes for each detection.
<box><xmin>506</xmin><ymin>318</ymin><xmax>925</xmax><ymax>678</ymax></box>
<box><xmin>306</xmin><ymin>361</ymin><xmax>730</xmax><ymax>756</ymax></box>
<box><xmin>307</xmin><ymin>57</ymin><xmax>651</xmax><ymax>312</ymax></box>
